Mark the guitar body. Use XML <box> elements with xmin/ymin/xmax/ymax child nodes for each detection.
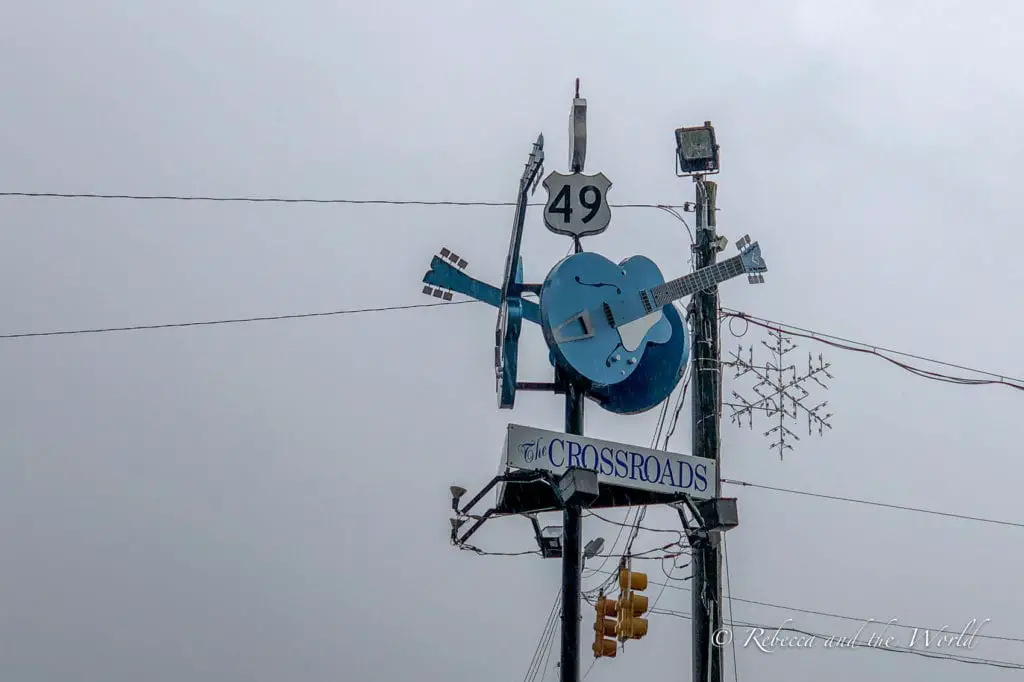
<box><xmin>540</xmin><ymin>252</ymin><xmax>674</xmax><ymax>386</ymax></box>
<box><xmin>587</xmin><ymin>301</ymin><xmax>688</xmax><ymax>414</ymax></box>
<box><xmin>422</xmin><ymin>245</ymin><xmax>688</xmax><ymax>414</ymax></box>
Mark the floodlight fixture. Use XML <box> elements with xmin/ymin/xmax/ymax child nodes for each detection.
<box><xmin>539</xmin><ymin>524</ymin><xmax>563</xmax><ymax>559</ymax></box>
<box><xmin>675</xmin><ymin>121</ymin><xmax>720</xmax><ymax>175</ymax></box>
<box><xmin>556</xmin><ymin>467</ymin><xmax>600</xmax><ymax>507</ymax></box>
<box><xmin>695</xmin><ymin>497</ymin><xmax>739</xmax><ymax>533</ymax></box>
<box><xmin>583</xmin><ymin>537</ymin><xmax>606</xmax><ymax>559</ymax></box>
<box><xmin>450</xmin><ymin>485</ymin><xmax>467</xmax><ymax>511</ymax></box>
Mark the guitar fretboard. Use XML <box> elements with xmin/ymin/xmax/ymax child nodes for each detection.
<box><xmin>650</xmin><ymin>256</ymin><xmax>746</xmax><ymax>308</ymax></box>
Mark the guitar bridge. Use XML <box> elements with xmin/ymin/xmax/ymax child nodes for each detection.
<box><xmin>552</xmin><ymin>310</ymin><xmax>596</xmax><ymax>343</ymax></box>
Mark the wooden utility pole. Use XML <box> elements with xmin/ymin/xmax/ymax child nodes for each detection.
<box><xmin>690</xmin><ymin>176</ymin><xmax>724</xmax><ymax>682</ymax></box>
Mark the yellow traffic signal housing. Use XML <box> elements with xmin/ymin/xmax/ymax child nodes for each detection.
<box><xmin>616</xmin><ymin>568</ymin><xmax>650</xmax><ymax>641</ymax></box>
<box><xmin>593</xmin><ymin>596</ymin><xmax>618</xmax><ymax>658</ymax></box>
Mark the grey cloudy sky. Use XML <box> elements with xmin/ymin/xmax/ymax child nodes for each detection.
<box><xmin>2</xmin><ymin>1</ymin><xmax>1023</xmax><ymax>680</ymax></box>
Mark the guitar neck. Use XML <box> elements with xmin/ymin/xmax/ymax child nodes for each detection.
<box><xmin>650</xmin><ymin>255</ymin><xmax>746</xmax><ymax>307</ymax></box>
<box><xmin>502</xmin><ymin>186</ymin><xmax>531</xmax><ymax>297</ymax></box>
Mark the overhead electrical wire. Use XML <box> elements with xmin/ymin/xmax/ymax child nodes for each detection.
<box><xmin>524</xmin><ymin>591</ymin><xmax>561</xmax><ymax>682</ymax></box>
<box><xmin>0</xmin><ymin>300</ymin><xmax>474</xmax><ymax>339</ymax></box>
<box><xmin>588</xmin><ymin>566</ymin><xmax>1024</xmax><ymax>646</ymax></box>
<box><xmin>723</xmin><ymin>535</ymin><xmax>740</xmax><ymax>682</ymax></box>
<box><xmin>6</xmin><ymin>187</ymin><xmax>1019</xmax><ymax>391</ymax></box>
<box><xmin>4</xmin><ymin>293</ymin><xmax>1020</xmax><ymax>400</ymax></box>
<box><xmin>0</xmin><ymin>190</ymin><xmax>684</xmax><ymax>209</ymax></box>
<box><xmin>722</xmin><ymin>309</ymin><xmax>1024</xmax><ymax>392</ymax></box>
<box><xmin>723</xmin><ymin>478</ymin><xmax>1024</xmax><ymax>529</ymax></box>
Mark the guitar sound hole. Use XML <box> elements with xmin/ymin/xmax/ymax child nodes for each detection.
<box><xmin>574</xmin><ymin>275</ymin><xmax>621</xmax><ymax>294</ymax></box>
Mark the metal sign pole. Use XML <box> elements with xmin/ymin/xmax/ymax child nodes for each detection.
<box><xmin>560</xmin><ymin>377</ymin><xmax>585</xmax><ymax>682</ymax></box>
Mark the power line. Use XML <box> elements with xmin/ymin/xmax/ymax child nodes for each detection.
<box><xmin>723</xmin><ymin>535</ymin><xmax>741</xmax><ymax>682</ymax></box>
<box><xmin>586</xmin><ymin>567</ymin><xmax>1024</xmax><ymax>647</ymax></box>
<box><xmin>0</xmin><ymin>300</ymin><xmax>473</xmax><ymax>340</ymax></box>
<box><xmin>6</xmin><ymin>298</ymin><xmax>1024</xmax><ymax>404</ymax></box>
<box><xmin>723</xmin><ymin>478</ymin><xmax>1024</xmax><ymax>529</ymax></box>
<box><xmin>0</xmin><ymin>191</ymin><xmax>683</xmax><ymax>209</ymax></box>
<box><xmin>723</xmin><ymin>309</ymin><xmax>1024</xmax><ymax>391</ymax></box>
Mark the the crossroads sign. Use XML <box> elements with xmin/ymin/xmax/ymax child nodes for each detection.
<box><xmin>502</xmin><ymin>423</ymin><xmax>717</xmax><ymax>500</ymax></box>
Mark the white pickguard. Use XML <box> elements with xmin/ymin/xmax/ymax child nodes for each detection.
<box><xmin>616</xmin><ymin>311</ymin><xmax>664</xmax><ymax>352</ymax></box>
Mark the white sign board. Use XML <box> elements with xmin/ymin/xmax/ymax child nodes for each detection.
<box><xmin>503</xmin><ymin>423</ymin><xmax>717</xmax><ymax>500</ymax></box>
<box><xmin>542</xmin><ymin>171</ymin><xmax>612</xmax><ymax>239</ymax></box>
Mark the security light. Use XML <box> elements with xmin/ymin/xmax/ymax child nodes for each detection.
<box><xmin>675</xmin><ymin>122</ymin><xmax>720</xmax><ymax>175</ymax></box>
<box><xmin>583</xmin><ymin>537</ymin><xmax>605</xmax><ymax>559</ymax></box>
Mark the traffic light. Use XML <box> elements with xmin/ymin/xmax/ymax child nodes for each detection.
<box><xmin>593</xmin><ymin>595</ymin><xmax>618</xmax><ymax>658</ymax></box>
<box><xmin>616</xmin><ymin>566</ymin><xmax>649</xmax><ymax>641</ymax></box>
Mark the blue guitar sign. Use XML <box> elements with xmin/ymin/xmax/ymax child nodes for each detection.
<box><xmin>495</xmin><ymin>134</ymin><xmax>545</xmax><ymax>409</ymax></box>
<box><xmin>540</xmin><ymin>235</ymin><xmax>767</xmax><ymax>386</ymax></box>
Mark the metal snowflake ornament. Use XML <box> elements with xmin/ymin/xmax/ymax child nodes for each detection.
<box><xmin>724</xmin><ymin>328</ymin><xmax>834</xmax><ymax>458</ymax></box>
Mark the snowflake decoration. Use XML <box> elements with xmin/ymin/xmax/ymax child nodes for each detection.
<box><xmin>724</xmin><ymin>328</ymin><xmax>834</xmax><ymax>458</ymax></box>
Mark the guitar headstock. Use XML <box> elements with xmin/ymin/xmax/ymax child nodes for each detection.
<box><xmin>421</xmin><ymin>246</ymin><xmax>469</xmax><ymax>301</ymax></box>
<box><xmin>519</xmin><ymin>133</ymin><xmax>545</xmax><ymax>198</ymax></box>
<box><xmin>736</xmin><ymin>235</ymin><xmax>767</xmax><ymax>284</ymax></box>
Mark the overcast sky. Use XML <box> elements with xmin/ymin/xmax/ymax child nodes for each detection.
<box><xmin>2</xmin><ymin>2</ymin><xmax>1023</xmax><ymax>681</ymax></box>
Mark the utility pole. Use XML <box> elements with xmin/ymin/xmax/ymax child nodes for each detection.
<box><xmin>690</xmin><ymin>175</ymin><xmax>723</xmax><ymax>682</ymax></box>
<box><xmin>561</xmin><ymin>375</ymin><xmax>584</xmax><ymax>682</ymax></box>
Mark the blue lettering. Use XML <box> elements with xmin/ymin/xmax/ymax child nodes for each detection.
<box><xmin>658</xmin><ymin>456</ymin><xmax>676</xmax><ymax>487</ymax></box>
<box><xmin>694</xmin><ymin>463</ymin><xmax>708</xmax><ymax>492</ymax></box>
<box><xmin>567</xmin><ymin>441</ymin><xmax>582</xmax><ymax>468</ymax></box>
<box><xmin>629</xmin><ymin>452</ymin><xmax>646</xmax><ymax>481</ymax></box>
<box><xmin>614</xmin><ymin>450</ymin><xmax>629</xmax><ymax>478</ymax></box>
<box><xmin>581</xmin><ymin>444</ymin><xmax>599</xmax><ymax>471</ymax></box>
<box><xmin>549</xmin><ymin>439</ymin><xmax>565</xmax><ymax>468</ymax></box>
<box><xmin>518</xmin><ymin>438</ymin><xmax>551</xmax><ymax>464</ymax></box>
<box><xmin>518</xmin><ymin>440</ymin><xmax>537</xmax><ymax>463</ymax></box>
<box><xmin>599</xmin><ymin>448</ymin><xmax>615</xmax><ymax>476</ymax></box>
<box><xmin>643</xmin><ymin>454</ymin><xmax>661</xmax><ymax>483</ymax></box>
<box><xmin>676</xmin><ymin>460</ymin><xmax>694</xmax><ymax>489</ymax></box>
